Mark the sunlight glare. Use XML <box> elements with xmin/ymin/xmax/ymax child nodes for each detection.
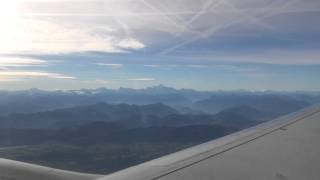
<box><xmin>0</xmin><ymin>0</ymin><xmax>26</xmax><ymax>54</ymax></box>
<box><xmin>0</xmin><ymin>1</ymin><xmax>20</xmax><ymax>20</ymax></box>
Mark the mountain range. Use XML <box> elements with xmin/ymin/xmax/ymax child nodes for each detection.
<box><xmin>0</xmin><ymin>86</ymin><xmax>318</xmax><ymax>173</ymax></box>
<box><xmin>0</xmin><ymin>101</ymin><xmax>285</xmax><ymax>130</ymax></box>
<box><xmin>0</xmin><ymin>85</ymin><xmax>318</xmax><ymax>116</ymax></box>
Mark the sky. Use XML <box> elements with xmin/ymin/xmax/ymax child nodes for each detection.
<box><xmin>0</xmin><ymin>0</ymin><xmax>320</xmax><ymax>91</ymax></box>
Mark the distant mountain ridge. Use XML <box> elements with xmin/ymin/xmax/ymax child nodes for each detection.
<box><xmin>0</xmin><ymin>85</ymin><xmax>317</xmax><ymax>116</ymax></box>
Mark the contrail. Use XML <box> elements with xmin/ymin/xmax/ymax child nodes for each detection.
<box><xmin>20</xmin><ymin>12</ymin><xmax>210</xmax><ymax>17</ymax></box>
<box><xmin>159</xmin><ymin>17</ymin><xmax>243</xmax><ymax>55</ymax></box>
<box><xmin>139</xmin><ymin>0</ymin><xmax>199</xmax><ymax>35</ymax></box>
<box><xmin>260</xmin><ymin>0</ymin><xmax>300</xmax><ymax>18</ymax></box>
<box><xmin>222</xmin><ymin>0</ymin><xmax>274</xmax><ymax>30</ymax></box>
<box><xmin>184</xmin><ymin>0</ymin><xmax>220</xmax><ymax>27</ymax></box>
<box><xmin>159</xmin><ymin>0</ymin><xmax>299</xmax><ymax>55</ymax></box>
<box><xmin>111</xmin><ymin>15</ymin><xmax>133</xmax><ymax>37</ymax></box>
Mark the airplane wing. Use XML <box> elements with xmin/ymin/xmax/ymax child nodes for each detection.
<box><xmin>0</xmin><ymin>158</ymin><xmax>103</xmax><ymax>180</ymax></box>
<box><xmin>1</xmin><ymin>105</ymin><xmax>320</xmax><ymax>180</ymax></box>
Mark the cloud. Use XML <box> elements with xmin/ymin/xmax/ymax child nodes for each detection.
<box><xmin>95</xmin><ymin>63</ymin><xmax>123</xmax><ymax>68</ymax></box>
<box><xmin>94</xmin><ymin>79</ymin><xmax>111</xmax><ymax>84</ymax></box>
<box><xmin>0</xmin><ymin>71</ymin><xmax>74</xmax><ymax>79</ymax></box>
<box><xmin>1</xmin><ymin>0</ymin><xmax>319</xmax><ymax>66</ymax></box>
<box><xmin>117</xmin><ymin>38</ymin><xmax>145</xmax><ymax>50</ymax></box>
<box><xmin>186</xmin><ymin>64</ymin><xmax>209</xmax><ymax>68</ymax></box>
<box><xmin>128</xmin><ymin>78</ymin><xmax>155</xmax><ymax>81</ymax></box>
<box><xmin>143</xmin><ymin>64</ymin><xmax>162</xmax><ymax>68</ymax></box>
<box><xmin>1</xmin><ymin>16</ymin><xmax>145</xmax><ymax>54</ymax></box>
<box><xmin>210</xmin><ymin>65</ymin><xmax>257</xmax><ymax>73</ymax></box>
<box><xmin>0</xmin><ymin>57</ymin><xmax>47</xmax><ymax>67</ymax></box>
<box><xmin>185</xmin><ymin>49</ymin><xmax>320</xmax><ymax>65</ymax></box>
<box><xmin>236</xmin><ymin>50</ymin><xmax>320</xmax><ymax>65</ymax></box>
<box><xmin>0</xmin><ymin>78</ymin><xmax>22</xmax><ymax>82</ymax></box>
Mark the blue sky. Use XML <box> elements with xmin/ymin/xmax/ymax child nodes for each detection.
<box><xmin>0</xmin><ymin>0</ymin><xmax>319</xmax><ymax>91</ymax></box>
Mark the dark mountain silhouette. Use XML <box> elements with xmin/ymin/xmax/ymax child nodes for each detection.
<box><xmin>0</xmin><ymin>102</ymin><xmax>265</xmax><ymax>130</ymax></box>
<box><xmin>193</xmin><ymin>94</ymin><xmax>309</xmax><ymax>115</ymax></box>
<box><xmin>217</xmin><ymin>105</ymin><xmax>274</xmax><ymax>121</ymax></box>
<box><xmin>0</xmin><ymin>121</ymin><xmax>238</xmax><ymax>147</ymax></box>
<box><xmin>52</xmin><ymin>122</ymin><xmax>238</xmax><ymax>145</ymax></box>
<box><xmin>0</xmin><ymin>122</ymin><xmax>237</xmax><ymax>174</ymax></box>
<box><xmin>0</xmin><ymin>103</ymin><xmax>179</xmax><ymax>129</ymax></box>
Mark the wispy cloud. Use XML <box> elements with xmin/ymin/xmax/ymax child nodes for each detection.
<box><xmin>128</xmin><ymin>78</ymin><xmax>155</xmax><ymax>81</ymax></box>
<box><xmin>211</xmin><ymin>65</ymin><xmax>258</xmax><ymax>73</ymax></box>
<box><xmin>0</xmin><ymin>0</ymin><xmax>319</xmax><ymax>91</ymax></box>
<box><xmin>187</xmin><ymin>49</ymin><xmax>320</xmax><ymax>65</ymax></box>
<box><xmin>0</xmin><ymin>71</ymin><xmax>74</xmax><ymax>79</ymax></box>
<box><xmin>143</xmin><ymin>64</ymin><xmax>162</xmax><ymax>68</ymax></box>
<box><xmin>0</xmin><ymin>78</ymin><xmax>22</xmax><ymax>82</ymax></box>
<box><xmin>0</xmin><ymin>57</ymin><xmax>47</xmax><ymax>67</ymax></box>
<box><xmin>117</xmin><ymin>38</ymin><xmax>145</xmax><ymax>50</ymax></box>
<box><xmin>95</xmin><ymin>63</ymin><xmax>123</xmax><ymax>68</ymax></box>
<box><xmin>142</xmin><ymin>64</ymin><xmax>258</xmax><ymax>72</ymax></box>
<box><xmin>94</xmin><ymin>79</ymin><xmax>111</xmax><ymax>84</ymax></box>
<box><xmin>186</xmin><ymin>64</ymin><xmax>209</xmax><ymax>68</ymax></box>
<box><xmin>1</xmin><ymin>17</ymin><xmax>145</xmax><ymax>54</ymax></box>
<box><xmin>3</xmin><ymin>0</ymin><xmax>318</xmax><ymax>65</ymax></box>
